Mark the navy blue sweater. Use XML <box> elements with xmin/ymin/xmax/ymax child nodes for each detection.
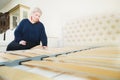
<box><xmin>14</xmin><ymin>19</ymin><xmax>47</xmax><ymax>46</ymax></box>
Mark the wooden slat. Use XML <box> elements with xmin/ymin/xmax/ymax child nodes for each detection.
<box><xmin>0</xmin><ymin>53</ymin><xmax>25</xmax><ymax>60</ymax></box>
<box><xmin>11</xmin><ymin>52</ymin><xmax>40</xmax><ymax>57</ymax></box>
<box><xmin>0</xmin><ymin>66</ymin><xmax>52</xmax><ymax>80</ymax></box>
<box><xmin>26</xmin><ymin>49</ymin><xmax>56</xmax><ymax>54</ymax></box>
<box><xmin>44</xmin><ymin>56</ymin><xmax>119</xmax><ymax>64</ymax></box>
<box><xmin>31</xmin><ymin>45</ymin><xmax>82</xmax><ymax>50</ymax></box>
<box><xmin>67</xmin><ymin>48</ymin><xmax>120</xmax><ymax>58</ymax></box>
<box><xmin>31</xmin><ymin>46</ymin><xmax>86</xmax><ymax>53</ymax></box>
<box><xmin>22</xmin><ymin>61</ymin><xmax>120</xmax><ymax>80</ymax></box>
<box><xmin>44</xmin><ymin>56</ymin><xmax>120</xmax><ymax>69</ymax></box>
<box><xmin>43</xmin><ymin>47</ymin><xmax>120</xmax><ymax>69</ymax></box>
<box><xmin>31</xmin><ymin>46</ymin><xmax>67</xmax><ymax>53</ymax></box>
<box><xmin>0</xmin><ymin>57</ymin><xmax>8</xmax><ymax>62</ymax></box>
<box><xmin>82</xmin><ymin>47</ymin><xmax>120</xmax><ymax>54</ymax></box>
<box><xmin>93</xmin><ymin>46</ymin><xmax>120</xmax><ymax>51</ymax></box>
<box><xmin>0</xmin><ymin>53</ymin><xmax>7</xmax><ymax>61</ymax></box>
<box><xmin>26</xmin><ymin>47</ymin><xmax>75</xmax><ymax>54</ymax></box>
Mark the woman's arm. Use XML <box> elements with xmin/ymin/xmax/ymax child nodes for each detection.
<box><xmin>14</xmin><ymin>19</ymin><xmax>25</xmax><ymax>43</ymax></box>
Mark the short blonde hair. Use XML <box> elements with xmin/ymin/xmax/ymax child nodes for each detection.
<box><xmin>30</xmin><ymin>7</ymin><xmax>42</xmax><ymax>16</ymax></box>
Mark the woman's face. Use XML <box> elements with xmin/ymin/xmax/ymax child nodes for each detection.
<box><xmin>32</xmin><ymin>12</ymin><xmax>41</xmax><ymax>23</ymax></box>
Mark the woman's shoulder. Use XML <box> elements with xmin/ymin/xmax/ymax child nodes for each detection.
<box><xmin>36</xmin><ymin>21</ymin><xmax>43</xmax><ymax>26</ymax></box>
<box><xmin>36</xmin><ymin>22</ymin><xmax>45</xmax><ymax>29</ymax></box>
<box><xmin>19</xmin><ymin>19</ymin><xmax>29</xmax><ymax>25</ymax></box>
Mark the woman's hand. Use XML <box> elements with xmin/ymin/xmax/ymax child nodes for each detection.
<box><xmin>42</xmin><ymin>46</ymin><xmax>47</xmax><ymax>49</ymax></box>
<box><xmin>31</xmin><ymin>45</ymin><xmax>47</xmax><ymax>49</ymax></box>
<box><xmin>19</xmin><ymin>40</ymin><xmax>26</xmax><ymax>45</ymax></box>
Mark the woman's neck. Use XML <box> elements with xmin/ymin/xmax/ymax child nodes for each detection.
<box><xmin>29</xmin><ymin>17</ymin><xmax>35</xmax><ymax>24</ymax></box>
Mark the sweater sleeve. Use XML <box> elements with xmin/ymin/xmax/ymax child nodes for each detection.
<box><xmin>41</xmin><ymin>24</ymin><xmax>48</xmax><ymax>46</ymax></box>
<box><xmin>14</xmin><ymin>19</ymin><xmax>25</xmax><ymax>43</ymax></box>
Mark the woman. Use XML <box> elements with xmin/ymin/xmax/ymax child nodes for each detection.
<box><xmin>6</xmin><ymin>7</ymin><xmax>47</xmax><ymax>51</ymax></box>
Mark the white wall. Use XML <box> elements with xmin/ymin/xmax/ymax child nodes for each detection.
<box><xmin>0</xmin><ymin>0</ymin><xmax>120</xmax><ymax>47</ymax></box>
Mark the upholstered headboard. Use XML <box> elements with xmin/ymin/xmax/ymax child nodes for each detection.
<box><xmin>63</xmin><ymin>13</ymin><xmax>120</xmax><ymax>47</ymax></box>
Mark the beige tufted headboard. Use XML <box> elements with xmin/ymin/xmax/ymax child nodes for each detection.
<box><xmin>63</xmin><ymin>13</ymin><xmax>120</xmax><ymax>47</ymax></box>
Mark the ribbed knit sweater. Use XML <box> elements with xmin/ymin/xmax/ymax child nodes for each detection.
<box><xmin>14</xmin><ymin>19</ymin><xmax>47</xmax><ymax>46</ymax></box>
